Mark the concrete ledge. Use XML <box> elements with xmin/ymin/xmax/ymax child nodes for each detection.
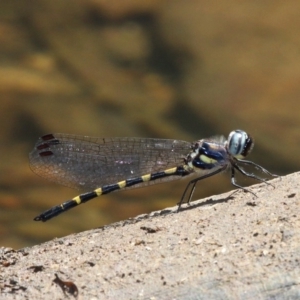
<box><xmin>1</xmin><ymin>172</ymin><xmax>300</xmax><ymax>299</ymax></box>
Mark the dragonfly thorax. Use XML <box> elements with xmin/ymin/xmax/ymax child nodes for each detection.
<box><xmin>184</xmin><ymin>140</ymin><xmax>228</xmax><ymax>172</ymax></box>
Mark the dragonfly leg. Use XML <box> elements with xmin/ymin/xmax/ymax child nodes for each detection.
<box><xmin>177</xmin><ymin>165</ymin><xmax>227</xmax><ymax>211</ymax></box>
<box><xmin>230</xmin><ymin>167</ymin><xmax>257</xmax><ymax>197</ymax></box>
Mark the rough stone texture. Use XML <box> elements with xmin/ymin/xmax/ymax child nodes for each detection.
<box><xmin>1</xmin><ymin>172</ymin><xmax>299</xmax><ymax>299</ymax></box>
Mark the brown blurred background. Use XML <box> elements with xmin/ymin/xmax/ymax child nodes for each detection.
<box><xmin>0</xmin><ymin>0</ymin><xmax>299</xmax><ymax>249</ymax></box>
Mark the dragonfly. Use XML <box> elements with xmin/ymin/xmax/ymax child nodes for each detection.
<box><xmin>29</xmin><ymin>129</ymin><xmax>278</xmax><ymax>222</ymax></box>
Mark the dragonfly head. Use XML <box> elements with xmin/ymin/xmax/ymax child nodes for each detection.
<box><xmin>226</xmin><ymin>130</ymin><xmax>254</xmax><ymax>159</ymax></box>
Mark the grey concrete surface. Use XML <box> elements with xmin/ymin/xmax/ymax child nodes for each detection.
<box><xmin>1</xmin><ymin>172</ymin><xmax>300</xmax><ymax>299</ymax></box>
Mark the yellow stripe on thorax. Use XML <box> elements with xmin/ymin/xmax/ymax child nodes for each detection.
<box><xmin>199</xmin><ymin>154</ymin><xmax>217</xmax><ymax>164</ymax></box>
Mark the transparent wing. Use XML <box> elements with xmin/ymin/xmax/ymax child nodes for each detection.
<box><xmin>29</xmin><ymin>133</ymin><xmax>193</xmax><ymax>191</ymax></box>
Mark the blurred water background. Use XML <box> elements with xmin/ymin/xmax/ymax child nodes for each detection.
<box><xmin>1</xmin><ymin>1</ymin><xmax>300</xmax><ymax>249</ymax></box>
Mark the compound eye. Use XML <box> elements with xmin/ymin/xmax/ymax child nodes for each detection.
<box><xmin>227</xmin><ymin>130</ymin><xmax>254</xmax><ymax>158</ymax></box>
